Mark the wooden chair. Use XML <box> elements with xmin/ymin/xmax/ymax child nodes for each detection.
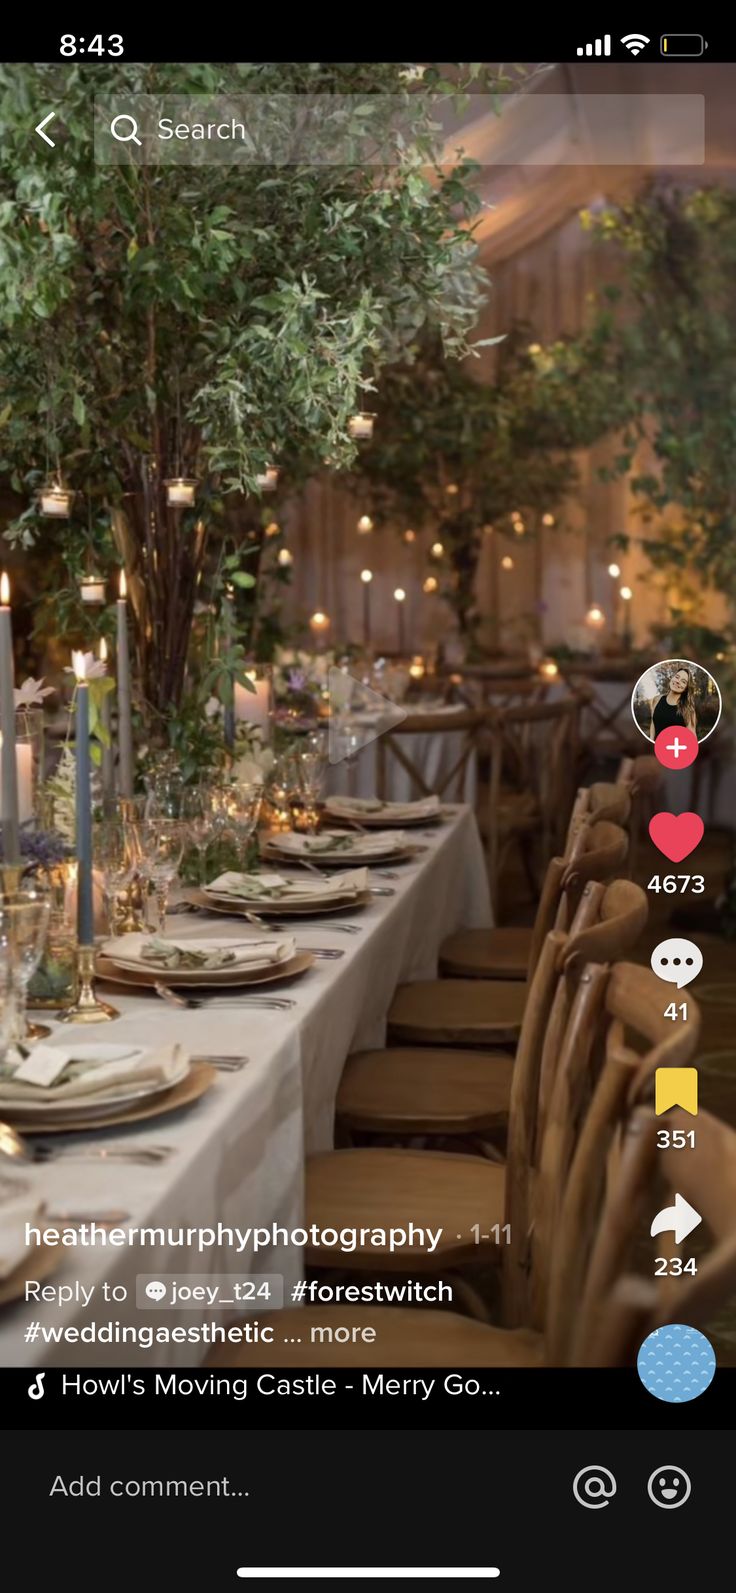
<box><xmin>374</xmin><ymin>708</ymin><xmax>484</xmax><ymax>804</ymax></box>
<box><xmin>336</xmin><ymin>880</ymin><xmax>648</xmax><ymax>1160</ymax></box>
<box><xmin>387</xmin><ymin>819</ymin><xmax>630</xmax><ymax>1048</ymax></box>
<box><xmin>439</xmin><ymin>786</ymin><xmax>631</xmax><ymax>982</ymax></box>
<box><xmin>617</xmin><ymin>754</ymin><xmax>664</xmax><ymax>876</ymax></box>
<box><xmin>480</xmin><ymin>696</ymin><xmax>582</xmax><ymax>917</ymax></box>
<box><xmin>208</xmin><ymin>963</ymin><xmax>702</xmax><ymax>1371</ymax></box>
<box><xmin>286</xmin><ymin>883</ymin><xmax>648</xmax><ymax>1329</ymax></box>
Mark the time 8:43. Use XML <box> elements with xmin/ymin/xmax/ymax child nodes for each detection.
<box><xmin>648</xmin><ymin>874</ymin><xmax>704</xmax><ymax>893</ymax></box>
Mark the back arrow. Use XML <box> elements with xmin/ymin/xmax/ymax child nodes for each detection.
<box><xmin>650</xmin><ymin>1193</ymin><xmax>702</xmax><ymax>1245</ymax></box>
<box><xmin>35</xmin><ymin>112</ymin><xmax>56</xmax><ymax>147</ymax></box>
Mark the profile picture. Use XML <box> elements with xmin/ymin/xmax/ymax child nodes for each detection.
<box><xmin>631</xmin><ymin>658</ymin><xmax>722</xmax><ymax>745</ymax></box>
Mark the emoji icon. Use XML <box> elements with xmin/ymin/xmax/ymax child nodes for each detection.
<box><xmin>655</xmin><ymin>1068</ymin><xmax>698</xmax><ymax>1116</ymax></box>
<box><xmin>27</xmin><ymin>1372</ymin><xmax>46</xmax><ymax>1400</ymax></box>
<box><xmin>145</xmin><ymin>1280</ymin><xmax>167</xmax><ymax>1302</ymax></box>
<box><xmin>647</xmin><ymin>1466</ymin><xmax>692</xmax><ymax>1509</ymax></box>
<box><xmin>649</xmin><ymin>812</ymin><xmax>704</xmax><ymax>862</ymax></box>
<box><xmin>654</xmin><ymin>727</ymin><xmax>699</xmax><ymax>771</ymax></box>
<box><xmin>650</xmin><ymin>937</ymin><xmax>702</xmax><ymax>989</ymax></box>
<box><xmin>572</xmin><ymin>1465</ymin><xmax>617</xmax><ymax>1508</ymax></box>
<box><xmin>637</xmin><ymin>1325</ymin><xmax>716</xmax><ymax>1403</ymax></box>
<box><xmin>650</xmin><ymin>1193</ymin><xmax>702</xmax><ymax>1243</ymax></box>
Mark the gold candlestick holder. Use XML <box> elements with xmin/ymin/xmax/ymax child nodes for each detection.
<box><xmin>59</xmin><ymin>945</ymin><xmax>119</xmax><ymax>1024</ymax></box>
<box><xmin>0</xmin><ymin>863</ymin><xmax>24</xmax><ymax>898</ymax></box>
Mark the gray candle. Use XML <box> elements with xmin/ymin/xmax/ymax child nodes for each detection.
<box><xmin>116</xmin><ymin>570</ymin><xmax>135</xmax><ymax>799</ymax></box>
<box><xmin>0</xmin><ymin>573</ymin><xmax>20</xmax><ymax>863</ymax></box>
<box><xmin>73</xmin><ymin>661</ymin><xmax>94</xmax><ymax>945</ymax></box>
<box><xmin>98</xmin><ymin>636</ymin><xmax>115</xmax><ymax>802</ymax></box>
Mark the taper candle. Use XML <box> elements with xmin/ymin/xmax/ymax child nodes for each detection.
<box><xmin>116</xmin><ymin>570</ymin><xmax>134</xmax><ymax>798</ymax></box>
<box><xmin>360</xmin><ymin>569</ymin><xmax>373</xmax><ymax>647</ymax></box>
<box><xmin>73</xmin><ymin>651</ymin><xmax>94</xmax><ymax>945</ymax></box>
<box><xmin>0</xmin><ymin>572</ymin><xmax>20</xmax><ymax>863</ymax></box>
<box><xmin>98</xmin><ymin>637</ymin><xmax>115</xmax><ymax>801</ymax></box>
<box><xmin>393</xmin><ymin>587</ymin><xmax>406</xmax><ymax>655</ymax></box>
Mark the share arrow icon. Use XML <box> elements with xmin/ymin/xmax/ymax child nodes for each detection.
<box><xmin>650</xmin><ymin>1193</ymin><xmax>702</xmax><ymax>1244</ymax></box>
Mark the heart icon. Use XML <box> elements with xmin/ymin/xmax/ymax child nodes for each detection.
<box><xmin>649</xmin><ymin>812</ymin><xmax>704</xmax><ymax>863</ymax></box>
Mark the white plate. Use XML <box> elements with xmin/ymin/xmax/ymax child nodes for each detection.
<box><xmin>102</xmin><ymin>935</ymin><xmax>294</xmax><ymax>977</ymax></box>
<box><xmin>0</xmin><ymin>1051</ymin><xmax>190</xmax><ymax>1122</ymax></box>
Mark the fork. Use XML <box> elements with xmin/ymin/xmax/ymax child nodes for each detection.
<box><xmin>154</xmin><ymin>982</ymin><xmax>295</xmax><ymax>1011</ymax></box>
<box><xmin>31</xmin><ymin>1143</ymin><xmax>174</xmax><ymax>1165</ymax></box>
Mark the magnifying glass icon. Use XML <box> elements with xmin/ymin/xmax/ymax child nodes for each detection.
<box><xmin>110</xmin><ymin>114</ymin><xmax>142</xmax><ymax>146</ymax></box>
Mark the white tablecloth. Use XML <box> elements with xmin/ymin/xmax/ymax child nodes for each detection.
<box><xmin>0</xmin><ymin>806</ymin><xmax>490</xmax><ymax>1368</ymax></box>
<box><xmin>328</xmin><ymin>708</ymin><xmax>477</xmax><ymax>806</ymax></box>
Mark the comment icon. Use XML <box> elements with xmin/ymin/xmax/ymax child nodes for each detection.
<box><xmin>650</xmin><ymin>937</ymin><xmax>703</xmax><ymax>989</ymax></box>
<box><xmin>145</xmin><ymin>1280</ymin><xmax>167</xmax><ymax>1302</ymax></box>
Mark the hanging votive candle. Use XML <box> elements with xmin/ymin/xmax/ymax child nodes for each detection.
<box><xmin>40</xmin><ymin>481</ymin><xmax>74</xmax><ymax>518</ymax></box>
<box><xmin>80</xmin><ymin>572</ymin><xmax>107</xmax><ymax>606</ymax></box>
<box><xmin>348</xmin><ymin>412</ymin><xmax>375</xmax><ymax>442</ymax></box>
<box><xmin>277</xmin><ymin>547</ymin><xmax>293</xmax><ymax>567</ymax></box>
<box><xmin>165</xmin><ymin>478</ymin><xmax>197</xmax><ymax>507</ymax></box>
<box><xmin>255</xmin><ymin>466</ymin><xmax>280</xmax><ymax>492</ymax></box>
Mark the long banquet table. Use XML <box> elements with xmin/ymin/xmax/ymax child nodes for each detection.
<box><xmin>1</xmin><ymin>805</ymin><xmax>490</xmax><ymax>1368</ymax></box>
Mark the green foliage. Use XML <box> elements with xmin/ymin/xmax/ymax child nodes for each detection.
<box><xmin>349</xmin><ymin>325</ymin><xmax>608</xmax><ymax>638</ymax></box>
<box><xmin>569</xmin><ymin>188</ymin><xmax>736</xmax><ymax>632</ymax></box>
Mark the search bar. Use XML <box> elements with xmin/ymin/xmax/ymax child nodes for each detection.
<box><xmin>93</xmin><ymin>94</ymin><xmax>705</xmax><ymax>166</ymax></box>
<box><xmin>235</xmin><ymin>1572</ymin><xmax>500</xmax><ymax>1580</ymax></box>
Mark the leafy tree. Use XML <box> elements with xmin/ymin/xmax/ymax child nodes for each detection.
<box><xmin>0</xmin><ymin>61</ymin><xmax>500</xmax><ymax>714</ymax></box>
<box><xmin>349</xmin><ymin>325</ymin><xmax>611</xmax><ymax>642</ymax></box>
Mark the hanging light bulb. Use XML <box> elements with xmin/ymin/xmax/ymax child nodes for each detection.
<box><xmin>620</xmin><ymin>585</ymin><xmax>633</xmax><ymax>602</ymax></box>
<box><xmin>348</xmin><ymin>412</ymin><xmax>376</xmax><ymax>442</ymax></box>
<box><xmin>357</xmin><ymin>515</ymin><xmax>374</xmax><ymax>534</ymax></box>
<box><xmin>277</xmin><ymin>548</ymin><xmax>293</xmax><ymax>567</ymax></box>
<box><xmin>360</xmin><ymin>568</ymin><xmax>373</xmax><ymax>585</ymax></box>
<box><xmin>431</xmin><ymin>541</ymin><xmax>444</xmax><ymax>558</ymax></box>
<box><xmin>501</xmin><ymin>555</ymin><xmax>514</xmax><ymax>571</ymax></box>
<box><xmin>607</xmin><ymin>562</ymin><xmax>621</xmax><ymax>579</ymax></box>
<box><xmin>585</xmin><ymin>603</ymin><xmax>606</xmax><ymax>629</ymax></box>
<box><xmin>423</xmin><ymin>576</ymin><xmax>438</xmax><ymax>594</ymax></box>
<box><xmin>309</xmin><ymin>610</ymin><xmax>330</xmax><ymax>636</ymax></box>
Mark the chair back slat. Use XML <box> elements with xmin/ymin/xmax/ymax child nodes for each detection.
<box><xmin>376</xmin><ymin>710</ymin><xmax>484</xmax><ymax>802</ymax></box>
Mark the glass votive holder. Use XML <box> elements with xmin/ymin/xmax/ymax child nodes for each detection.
<box><xmin>288</xmin><ymin>799</ymin><xmax>321</xmax><ymax>835</ymax></box>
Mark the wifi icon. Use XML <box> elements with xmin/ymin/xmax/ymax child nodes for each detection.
<box><xmin>621</xmin><ymin>32</ymin><xmax>650</xmax><ymax>54</ymax></box>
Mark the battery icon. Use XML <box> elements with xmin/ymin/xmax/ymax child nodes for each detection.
<box><xmin>660</xmin><ymin>34</ymin><xmax>707</xmax><ymax>56</ymax></box>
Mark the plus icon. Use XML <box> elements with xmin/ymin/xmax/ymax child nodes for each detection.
<box><xmin>654</xmin><ymin>726</ymin><xmax>699</xmax><ymax>771</ymax></box>
<box><xmin>666</xmin><ymin>737</ymin><xmax>687</xmax><ymax>760</ymax></box>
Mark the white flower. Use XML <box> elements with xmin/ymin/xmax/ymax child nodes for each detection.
<box><xmin>14</xmin><ymin>676</ymin><xmax>55</xmax><ymax>709</ymax></box>
<box><xmin>204</xmin><ymin>696</ymin><xmax>222</xmax><ymax>720</ymax></box>
<box><xmin>65</xmin><ymin>650</ymin><xmax>107</xmax><ymax>682</ymax></box>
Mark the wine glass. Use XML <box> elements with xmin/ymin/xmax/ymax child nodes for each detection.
<box><xmin>94</xmin><ymin>818</ymin><xmax>138</xmax><ymax>935</ymax></box>
<box><xmin>0</xmin><ymin>889</ymin><xmax>51</xmax><ymax>1047</ymax></box>
<box><xmin>137</xmin><ymin>820</ymin><xmax>185</xmax><ymax>934</ymax></box>
<box><xmin>286</xmin><ymin>748</ymin><xmax>326</xmax><ymax>834</ymax></box>
<box><xmin>221</xmin><ymin>780</ymin><xmax>263</xmax><ymax>867</ymax></box>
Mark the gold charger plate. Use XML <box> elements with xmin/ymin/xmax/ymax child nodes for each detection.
<box><xmin>186</xmin><ymin>887</ymin><xmax>372</xmax><ymax>919</ymax></box>
<box><xmin>0</xmin><ymin>1239</ymin><xmax>61</xmax><ymax>1307</ymax></box>
<box><xmin>325</xmin><ymin>808</ymin><xmax>443</xmax><ymax>829</ymax></box>
<box><xmin>96</xmin><ymin>948</ymin><xmax>314</xmax><ymax>990</ymax></box>
<box><xmin>5</xmin><ymin>1060</ymin><xmax>217</xmax><ymax>1136</ymax></box>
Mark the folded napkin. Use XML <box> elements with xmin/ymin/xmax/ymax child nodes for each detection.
<box><xmin>275</xmin><ymin>829</ymin><xmax>407</xmax><ymax>856</ymax></box>
<box><xmin>0</xmin><ymin>1044</ymin><xmax>186</xmax><ymax>1108</ymax></box>
<box><xmin>0</xmin><ymin>1195</ymin><xmax>41</xmax><ymax>1280</ymax></box>
<box><xmin>102</xmin><ymin>932</ymin><xmax>295</xmax><ymax>969</ymax></box>
<box><xmin>206</xmin><ymin>868</ymin><xmax>369</xmax><ymax>902</ymax></box>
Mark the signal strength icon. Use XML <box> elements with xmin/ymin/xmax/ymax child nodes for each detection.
<box><xmin>576</xmin><ymin>34</ymin><xmax>611</xmax><ymax>56</ymax></box>
<box><xmin>621</xmin><ymin>33</ymin><xmax>650</xmax><ymax>54</ymax></box>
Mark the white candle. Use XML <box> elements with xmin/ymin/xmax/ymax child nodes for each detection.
<box><xmin>0</xmin><ymin>738</ymin><xmax>32</xmax><ymax>825</ymax></box>
<box><xmin>80</xmin><ymin>576</ymin><xmax>107</xmax><ymax>605</ymax></box>
<box><xmin>116</xmin><ymin>570</ymin><xmax>135</xmax><ymax>799</ymax></box>
<box><xmin>165</xmin><ymin>478</ymin><xmax>196</xmax><ymax>507</ymax></box>
<box><xmin>394</xmin><ymin>587</ymin><xmax>407</xmax><ymax>654</ymax></box>
<box><xmin>349</xmin><ymin>413</ymin><xmax>375</xmax><ymax>441</ymax></box>
<box><xmin>234</xmin><ymin>674</ymin><xmax>271</xmax><ymax>733</ymax></box>
<box><xmin>0</xmin><ymin>573</ymin><xmax>20</xmax><ymax>862</ymax></box>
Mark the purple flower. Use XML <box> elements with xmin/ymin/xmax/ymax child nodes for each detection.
<box><xmin>287</xmin><ymin>668</ymin><xmax>308</xmax><ymax>692</ymax></box>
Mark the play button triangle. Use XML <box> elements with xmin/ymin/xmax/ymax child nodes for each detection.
<box><xmin>327</xmin><ymin>666</ymin><xmax>408</xmax><ymax>765</ymax></box>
